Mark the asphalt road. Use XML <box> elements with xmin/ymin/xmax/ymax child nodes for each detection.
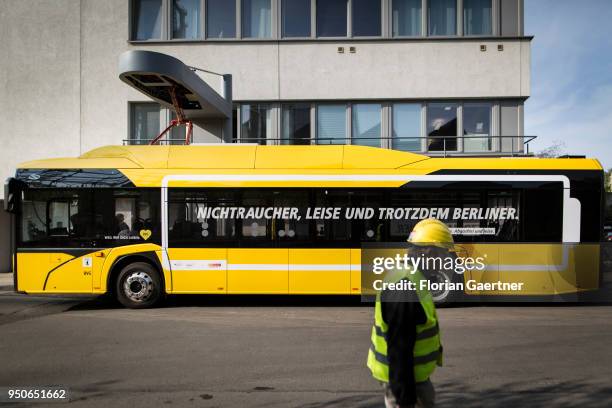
<box><xmin>1</xmin><ymin>290</ymin><xmax>612</xmax><ymax>408</ymax></box>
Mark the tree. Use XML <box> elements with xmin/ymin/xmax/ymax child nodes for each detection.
<box><xmin>536</xmin><ymin>140</ymin><xmax>566</xmax><ymax>158</ymax></box>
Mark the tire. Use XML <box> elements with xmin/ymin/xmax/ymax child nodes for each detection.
<box><xmin>115</xmin><ymin>262</ymin><xmax>163</xmax><ymax>309</ymax></box>
<box><xmin>427</xmin><ymin>268</ymin><xmax>464</xmax><ymax>307</ymax></box>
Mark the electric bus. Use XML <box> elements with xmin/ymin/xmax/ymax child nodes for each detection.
<box><xmin>5</xmin><ymin>145</ymin><xmax>604</xmax><ymax>307</ymax></box>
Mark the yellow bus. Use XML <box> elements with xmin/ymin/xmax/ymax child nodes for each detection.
<box><xmin>5</xmin><ymin>145</ymin><xmax>604</xmax><ymax>307</ymax></box>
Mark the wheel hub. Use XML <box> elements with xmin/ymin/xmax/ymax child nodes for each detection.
<box><xmin>123</xmin><ymin>271</ymin><xmax>154</xmax><ymax>302</ymax></box>
<box><xmin>429</xmin><ymin>270</ymin><xmax>452</xmax><ymax>302</ymax></box>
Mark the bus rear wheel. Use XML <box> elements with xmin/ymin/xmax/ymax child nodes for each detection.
<box><xmin>115</xmin><ymin>262</ymin><xmax>162</xmax><ymax>309</ymax></box>
<box><xmin>428</xmin><ymin>269</ymin><xmax>463</xmax><ymax>306</ymax></box>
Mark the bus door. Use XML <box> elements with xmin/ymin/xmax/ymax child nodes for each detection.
<box><xmin>166</xmin><ymin>195</ymin><xmax>228</xmax><ymax>294</ymax></box>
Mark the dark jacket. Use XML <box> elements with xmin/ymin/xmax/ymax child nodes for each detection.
<box><xmin>381</xmin><ymin>282</ymin><xmax>427</xmax><ymax>406</ymax></box>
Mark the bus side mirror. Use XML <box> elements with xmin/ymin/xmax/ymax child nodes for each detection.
<box><xmin>4</xmin><ymin>178</ymin><xmax>17</xmax><ymax>213</ymax></box>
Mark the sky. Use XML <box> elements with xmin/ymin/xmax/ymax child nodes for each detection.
<box><xmin>525</xmin><ymin>0</ymin><xmax>612</xmax><ymax>168</ymax></box>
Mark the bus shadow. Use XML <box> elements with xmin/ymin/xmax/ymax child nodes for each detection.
<box><xmin>164</xmin><ymin>294</ymin><xmax>371</xmax><ymax>308</ymax></box>
<box><xmin>66</xmin><ymin>294</ymin><xmax>373</xmax><ymax>311</ymax></box>
<box><xmin>66</xmin><ymin>294</ymin><xmax>612</xmax><ymax>312</ymax></box>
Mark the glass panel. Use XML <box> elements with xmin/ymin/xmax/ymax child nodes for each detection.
<box><xmin>132</xmin><ymin>0</ymin><xmax>163</xmax><ymax>40</ymax></box>
<box><xmin>131</xmin><ymin>103</ymin><xmax>160</xmax><ymax>144</ymax></box>
<box><xmin>282</xmin><ymin>103</ymin><xmax>311</xmax><ymax>145</ymax></box>
<box><xmin>464</xmin><ymin>0</ymin><xmax>492</xmax><ymax>35</ymax></box>
<box><xmin>392</xmin><ymin>0</ymin><xmax>422</xmax><ymax>36</ymax></box>
<box><xmin>282</xmin><ymin>0</ymin><xmax>311</xmax><ymax>37</ymax></box>
<box><xmin>241</xmin><ymin>190</ymin><xmax>271</xmax><ymax>241</ymax></box>
<box><xmin>170</xmin><ymin>111</ymin><xmax>187</xmax><ymax>145</ymax></box>
<box><xmin>169</xmin><ymin>189</ymin><xmax>237</xmax><ymax>246</ymax></box>
<box><xmin>242</xmin><ymin>0</ymin><xmax>272</xmax><ymax>38</ymax></box>
<box><xmin>114</xmin><ymin>198</ymin><xmax>136</xmax><ymax>237</ymax></box>
<box><xmin>20</xmin><ymin>198</ymin><xmax>47</xmax><ymax>243</ymax></box>
<box><xmin>352</xmin><ymin>0</ymin><xmax>381</xmax><ymax>37</ymax></box>
<box><xmin>274</xmin><ymin>191</ymin><xmax>310</xmax><ymax>243</ymax></box>
<box><xmin>463</xmin><ymin>102</ymin><xmax>492</xmax><ymax>152</ymax></box>
<box><xmin>207</xmin><ymin>0</ymin><xmax>236</xmax><ymax>38</ymax></box>
<box><xmin>427</xmin><ymin>103</ymin><xmax>457</xmax><ymax>151</ymax></box>
<box><xmin>392</xmin><ymin>103</ymin><xmax>421</xmax><ymax>151</ymax></box>
<box><xmin>317</xmin><ymin>105</ymin><xmax>346</xmax><ymax>144</ymax></box>
<box><xmin>19</xmin><ymin>189</ymin><xmax>160</xmax><ymax>247</ymax></box>
<box><xmin>172</xmin><ymin>0</ymin><xmax>201</xmax><ymax>39</ymax></box>
<box><xmin>428</xmin><ymin>0</ymin><xmax>456</xmax><ymax>36</ymax></box>
<box><xmin>49</xmin><ymin>201</ymin><xmax>70</xmax><ymax>236</ymax></box>
<box><xmin>316</xmin><ymin>0</ymin><xmax>347</xmax><ymax>37</ymax></box>
<box><xmin>232</xmin><ymin>107</ymin><xmax>238</xmax><ymax>142</ymax></box>
<box><xmin>241</xmin><ymin>104</ymin><xmax>271</xmax><ymax>145</ymax></box>
<box><xmin>352</xmin><ymin>104</ymin><xmax>381</xmax><ymax>147</ymax></box>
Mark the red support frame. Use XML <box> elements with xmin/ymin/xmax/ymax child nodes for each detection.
<box><xmin>149</xmin><ymin>86</ymin><xmax>193</xmax><ymax>145</ymax></box>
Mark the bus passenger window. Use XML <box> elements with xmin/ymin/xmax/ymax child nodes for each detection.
<box><xmin>241</xmin><ymin>191</ymin><xmax>270</xmax><ymax>241</ymax></box>
<box><xmin>274</xmin><ymin>191</ymin><xmax>309</xmax><ymax>243</ymax></box>
<box><xmin>48</xmin><ymin>201</ymin><xmax>70</xmax><ymax>236</ymax></box>
<box><xmin>115</xmin><ymin>197</ymin><xmax>136</xmax><ymax>237</ymax></box>
<box><xmin>168</xmin><ymin>189</ymin><xmax>236</xmax><ymax>246</ymax></box>
<box><xmin>20</xmin><ymin>198</ymin><xmax>46</xmax><ymax>242</ymax></box>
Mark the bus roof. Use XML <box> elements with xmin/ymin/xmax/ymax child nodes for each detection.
<box><xmin>18</xmin><ymin>145</ymin><xmax>603</xmax><ymax>172</ymax></box>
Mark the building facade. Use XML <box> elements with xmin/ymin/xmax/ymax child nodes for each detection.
<box><xmin>0</xmin><ymin>0</ymin><xmax>529</xmax><ymax>271</ymax></box>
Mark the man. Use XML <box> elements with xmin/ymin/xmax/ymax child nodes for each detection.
<box><xmin>115</xmin><ymin>213</ymin><xmax>130</xmax><ymax>236</ymax></box>
<box><xmin>367</xmin><ymin>218</ymin><xmax>454</xmax><ymax>408</ymax></box>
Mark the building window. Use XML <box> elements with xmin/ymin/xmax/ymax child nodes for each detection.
<box><xmin>207</xmin><ymin>0</ymin><xmax>236</xmax><ymax>38</ymax></box>
<box><xmin>463</xmin><ymin>0</ymin><xmax>492</xmax><ymax>35</ymax></box>
<box><xmin>241</xmin><ymin>104</ymin><xmax>271</xmax><ymax>144</ymax></box>
<box><xmin>428</xmin><ymin>0</ymin><xmax>456</xmax><ymax>36</ymax></box>
<box><xmin>132</xmin><ymin>0</ymin><xmax>163</xmax><ymax>40</ymax></box>
<box><xmin>392</xmin><ymin>0</ymin><xmax>422</xmax><ymax>37</ymax></box>
<box><xmin>352</xmin><ymin>0</ymin><xmax>381</xmax><ymax>37</ymax></box>
<box><xmin>317</xmin><ymin>105</ymin><xmax>346</xmax><ymax>144</ymax></box>
<box><xmin>463</xmin><ymin>102</ymin><xmax>492</xmax><ymax>152</ymax></box>
<box><xmin>172</xmin><ymin>0</ymin><xmax>201</xmax><ymax>39</ymax></box>
<box><xmin>242</xmin><ymin>0</ymin><xmax>272</xmax><ymax>38</ymax></box>
<box><xmin>392</xmin><ymin>103</ymin><xmax>421</xmax><ymax>151</ymax></box>
<box><xmin>130</xmin><ymin>103</ymin><xmax>161</xmax><ymax>144</ymax></box>
<box><xmin>282</xmin><ymin>103</ymin><xmax>311</xmax><ymax>145</ymax></box>
<box><xmin>169</xmin><ymin>111</ymin><xmax>189</xmax><ymax>144</ymax></box>
<box><xmin>427</xmin><ymin>103</ymin><xmax>458</xmax><ymax>151</ymax></box>
<box><xmin>352</xmin><ymin>104</ymin><xmax>381</xmax><ymax>147</ymax></box>
<box><xmin>282</xmin><ymin>0</ymin><xmax>311</xmax><ymax>37</ymax></box>
<box><xmin>316</xmin><ymin>0</ymin><xmax>348</xmax><ymax>37</ymax></box>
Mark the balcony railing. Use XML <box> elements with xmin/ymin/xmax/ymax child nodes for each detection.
<box><xmin>123</xmin><ymin>135</ymin><xmax>536</xmax><ymax>157</ymax></box>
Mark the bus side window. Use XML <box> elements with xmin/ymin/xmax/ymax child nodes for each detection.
<box><xmin>115</xmin><ymin>197</ymin><xmax>136</xmax><ymax>236</ymax></box>
<box><xmin>168</xmin><ymin>189</ymin><xmax>236</xmax><ymax>246</ymax></box>
<box><xmin>314</xmin><ymin>189</ymin><xmax>351</xmax><ymax>244</ymax></box>
<box><xmin>48</xmin><ymin>200</ymin><xmax>70</xmax><ymax>236</ymax></box>
<box><xmin>241</xmin><ymin>190</ymin><xmax>270</xmax><ymax>243</ymax></box>
<box><xmin>273</xmin><ymin>190</ymin><xmax>310</xmax><ymax>245</ymax></box>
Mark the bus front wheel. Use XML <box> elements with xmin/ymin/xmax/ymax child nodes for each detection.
<box><xmin>115</xmin><ymin>262</ymin><xmax>163</xmax><ymax>309</ymax></box>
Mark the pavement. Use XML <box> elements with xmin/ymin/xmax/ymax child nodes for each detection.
<box><xmin>0</xmin><ymin>286</ymin><xmax>612</xmax><ymax>407</ymax></box>
<box><xmin>0</xmin><ymin>272</ymin><xmax>12</xmax><ymax>290</ymax></box>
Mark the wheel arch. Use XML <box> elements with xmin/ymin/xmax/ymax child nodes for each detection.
<box><xmin>106</xmin><ymin>252</ymin><xmax>164</xmax><ymax>296</ymax></box>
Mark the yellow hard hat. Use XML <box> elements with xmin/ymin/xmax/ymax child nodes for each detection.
<box><xmin>408</xmin><ymin>218</ymin><xmax>454</xmax><ymax>249</ymax></box>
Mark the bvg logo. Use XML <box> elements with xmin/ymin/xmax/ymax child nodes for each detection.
<box><xmin>139</xmin><ymin>229</ymin><xmax>152</xmax><ymax>240</ymax></box>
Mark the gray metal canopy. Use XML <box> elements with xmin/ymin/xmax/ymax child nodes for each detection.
<box><xmin>118</xmin><ymin>50</ymin><xmax>232</xmax><ymax>134</ymax></box>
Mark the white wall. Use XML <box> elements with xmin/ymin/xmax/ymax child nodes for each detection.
<box><xmin>0</xmin><ymin>0</ymin><xmax>531</xmax><ymax>191</ymax></box>
<box><xmin>0</xmin><ymin>0</ymin><xmax>81</xmax><ymax>193</ymax></box>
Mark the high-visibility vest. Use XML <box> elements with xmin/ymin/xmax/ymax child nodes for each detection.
<box><xmin>367</xmin><ymin>268</ymin><xmax>443</xmax><ymax>384</ymax></box>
